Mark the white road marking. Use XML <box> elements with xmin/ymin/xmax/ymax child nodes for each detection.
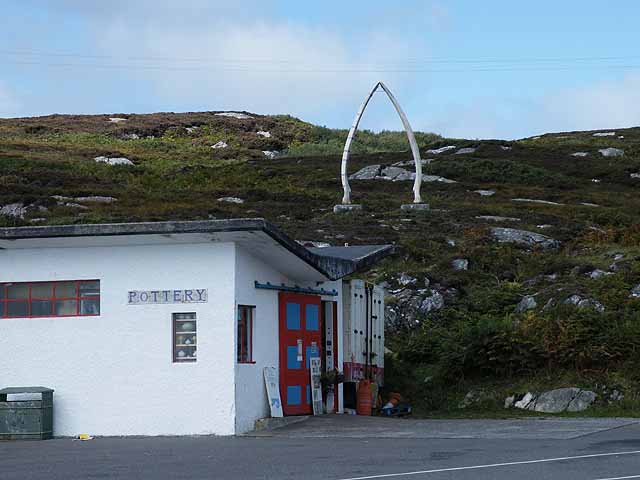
<box><xmin>337</xmin><ymin>450</ymin><xmax>640</xmax><ymax>480</ymax></box>
<box><xmin>594</xmin><ymin>476</ymin><xmax>640</xmax><ymax>480</ymax></box>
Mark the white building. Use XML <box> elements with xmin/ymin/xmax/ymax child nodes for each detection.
<box><xmin>0</xmin><ymin>219</ymin><xmax>391</xmax><ymax>436</ymax></box>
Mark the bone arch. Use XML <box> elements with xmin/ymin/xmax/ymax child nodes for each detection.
<box><xmin>341</xmin><ymin>82</ymin><xmax>423</xmax><ymax>205</ymax></box>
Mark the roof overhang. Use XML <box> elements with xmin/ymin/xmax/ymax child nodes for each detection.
<box><xmin>0</xmin><ymin>219</ymin><xmax>394</xmax><ymax>282</ymax></box>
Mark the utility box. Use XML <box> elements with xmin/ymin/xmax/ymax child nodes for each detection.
<box><xmin>0</xmin><ymin>387</ymin><xmax>54</xmax><ymax>440</ymax></box>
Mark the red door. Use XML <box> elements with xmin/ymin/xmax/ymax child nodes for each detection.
<box><xmin>279</xmin><ymin>292</ymin><xmax>322</xmax><ymax>415</ymax></box>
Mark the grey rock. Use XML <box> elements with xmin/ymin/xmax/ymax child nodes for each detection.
<box><xmin>108</xmin><ymin>117</ymin><xmax>127</xmax><ymax>123</ymax></box>
<box><xmin>217</xmin><ymin>196</ymin><xmax>244</xmax><ymax>204</ymax></box>
<box><xmin>500</xmin><ymin>146</ymin><xmax>513</xmax><ymax>151</ymax></box>
<box><xmin>599</xmin><ymin>148</ymin><xmax>624</xmax><ymax>157</ymax></box>
<box><xmin>491</xmin><ymin>227</ymin><xmax>560</xmax><ymax>249</ymax></box>
<box><xmin>515</xmin><ymin>295</ymin><xmax>537</xmax><ymax>313</ymax></box>
<box><xmin>121</xmin><ymin>133</ymin><xmax>140</xmax><ymax>140</ymax></box>
<box><xmin>592</xmin><ymin>178</ymin><xmax>602</xmax><ymax>183</ymax></box>
<box><xmin>420</xmin><ymin>290</ymin><xmax>445</xmax><ymax>313</ymax></box>
<box><xmin>476</xmin><ymin>215</ymin><xmax>521</xmax><ymax>222</ymax></box>
<box><xmin>512</xmin><ymin>198</ymin><xmax>564</xmax><ymax>206</ymax></box>
<box><xmin>455</xmin><ymin>147</ymin><xmax>477</xmax><ymax>155</ymax></box>
<box><xmin>504</xmin><ymin>395</ymin><xmax>516</xmax><ymax>409</ymax></box>
<box><xmin>349</xmin><ymin>165</ymin><xmax>381</xmax><ymax>180</ymax></box>
<box><xmin>0</xmin><ymin>203</ymin><xmax>27</xmax><ymax>219</ymax></box>
<box><xmin>262</xmin><ymin>150</ymin><xmax>279</xmax><ymax>159</ymax></box>
<box><xmin>610</xmin><ymin>390</ymin><xmax>624</xmax><ymax>402</ymax></box>
<box><xmin>398</xmin><ymin>273</ymin><xmax>417</xmax><ymax>286</ymax></box>
<box><xmin>256</xmin><ymin>131</ymin><xmax>272</xmax><ymax>138</ymax></box>
<box><xmin>514</xmin><ymin>392</ymin><xmax>536</xmax><ymax>410</ymax></box>
<box><xmin>533</xmin><ymin>388</ymin><xmax>596</xmax><ymax>413</ymax></box>
<box><xmin>474</xmin><ymin>189</ymin><xmax>496</xmax><ymax>197</ymax></box>
<box><xmin>211</xmin><ymin>141</ymin><xmax>228</xmax><ymax>149</ymax></box>
<box><xmin>571</xmin><ymin>152</ymin><xmax>590</xmax><ymax>157</ymax></box>
<box><xmin>452</xmin><ymin>259</ymin><xmax>469</xmax><ymax>271</ymax></box>
<box><xmin>587</xmin><ymin>269</ymin><xmax>611</xmax><ymax>280</ymax></box>
<box><xmin>427</xmin><ymin>145</ymin><xmax>456</xmax><ymax>154</ymax></box>
<box><xmin>185</xmin><ymin>127</ymin><xmax>199</xmax><ymax>133</ymax></box>
<box><xmin>630</xmin><ymin>284</ymin><xmax>640</xmax><ymax>298</ymax></box>
<box><xmin>382</xmin><ymin>166</ymin><xmax>414</xmax><ymax>181</ymax></box>
<box><xmin>564</xmin><ymin>295</ymin><xmax>605</xmax><ymax>313</ymax></box>
<box><xmin>94</xmin><ymin>156</ymin><xmax>134</xmax><ymax>166</ymax></box>
<box><xmin>458</xmin><ymin>390</ymin><xmax>492</xmax><ymax>409</ymax></box>
<box><xmin>75</xmin><ymin>196</ymin><xmax>117</xmax><ymax>203</ymax></box>
<box><xmin>446</xmin><ymin>239</ymin><xmax>456</xmax><ymax>247</ymax></box>
<box><xmin>63</xmin><ymin>202</ymin><xmax>89</xmax><ymax>210</ymax></box>
<box><xmin>630</xmin><ymin>173</ymin><xmax>640</xmax><ymax>179</ymax></box>
<box><xmin>580</xmin><ymin>202</ymin><xmax>600</xmax><ymax>207</ymax></box>
<box><xmin>333</xmin><ymin>204</ymin><xmax>362</xmax><ymax>214</ymax></box>
<box><xmin>422</xmin><ymin>174</ymin><xmax>456</xmax><ymax>184</ymax></box>
<box><xmin>215</xmin><ymin>112</ymin><xmax>253</xmax><ymax>120</ymax></box>
<box><xmin>537</xmin><ymin>224</ymin><xmax>552</xmax><ymax>229</ymax></box>
<box><xmin>593</xmin><ymin>131</ymin><xmax>616</xmax><ymax>137</ymax></box>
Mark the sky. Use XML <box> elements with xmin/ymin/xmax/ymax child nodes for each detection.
<box><xmin>1</xmin><ymin>0</ymin><xmax>640</xmax><ymax>139</ymax></box>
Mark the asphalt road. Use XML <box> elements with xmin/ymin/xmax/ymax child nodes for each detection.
<box><xmin>2</xmin><ymin>417</ymin><xmax>640</xmax><ymax>480</ymax></box>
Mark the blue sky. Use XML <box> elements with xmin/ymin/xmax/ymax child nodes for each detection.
<box><xmin>1</xmin><ymin>0</ymin><xmax>640</xmax><ymax>138</ymax></box>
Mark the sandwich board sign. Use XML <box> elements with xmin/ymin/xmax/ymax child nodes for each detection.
<box><xmin>263</xmin><ymin>366</ymin><xmax>283</xmax><ymax>418</ymax></box>
<box><xmin>309</xmin><ymin>357</ymin><xmax>323</xmax><ymax>416</ymax></box>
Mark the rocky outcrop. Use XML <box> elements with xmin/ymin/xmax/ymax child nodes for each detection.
<box><xmin>515</xmin><ymin>295</ymin><xmax>537</xmax><ymax>313</ymax></box>
<box><xmin>217</xmin><ymin>197</ymin><xmax>244</xmax><ymax>204</ymax></box>
<box><xmin>474</xmin><ymin>190</ymin><xmax>496</xmax><ymax>197</ymax></box>
<box><xmin>262</xmin><ymin>151</ymin><xmax>279</xmax><ymax>159</ymax></box>
<box><xmin>452</xmin><ymin>259</ymin><xmax>469</xmax><ymax>271</ymax></box>
<box><xmin>599</xmin><ymin>148</ymin><xmax>624</xmax><ymax>157</ymax></box>
<box><xmin>94</xmin><ymin>156</ymin><xmax>134</xmax><ymax>166</ymax></box>
<box><xmin>348</xmin><ymin>165</ymin><xmax>456</xmax><ymax>183</ymax></box>
<box><xmin>215</xmin><ymin>112</ymin><xmax>253</xmax><ymax>119</ymax></box>
<box><xmin>0</xmin><ymin>203</ymin><xmax>28</xmax><ymax>219</ymax></box>
<box><xmin>563</xmin><ymin>294</ymin><xmax>605</xmax><ymax>313</ymax></box>
<box><xmin>427</xmin><ymin>146</ymin><xmax>456</xmax><ymax>155</ymax></box>
<box><xmin>510</xmin><ymin>388</ymin><xmax>597</xmax><ymax>413</ymax></box>
<box><xmin>491</xmin><ymin>228</ymin><xmax>560</xmax><ymax>249</ymax></box>
<box><xmin>476</xmin><ymin>215</ymin><xmax>521</xmax><ymax>222</ymax></box>
<box><xmin>512</xmin><ymin>198</ymin><xmax>564</xmax><ymax>206</ymax></box>
<box><xmin>455</xmin><ymin>147</ymin><xmax>477</xmax><ymax>155</ymax></box>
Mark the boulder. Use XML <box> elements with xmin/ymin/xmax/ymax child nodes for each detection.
<box><xmin>420</xmin><ymin>291</ymin><xmax>444</xmax><ymax>313</ymax></box>
<box><xmin>500</xmin><ymin>146</ymin><xmax>512</xmax><ymax>151</ymax></box>
<box><xmin>599</xmin><ymin>148</ymin><xmax>624</xmax><ymax>157</ymax></box>
<box><xmin>563</xmin><ymin>294</ymin><xmax>605</xmax><ymax>313</ymax></box>
<box><xmin>630</xmin><ymin>284</ymin><xmax>640</xmax><ymax>298</ymax></box>
<box><xmin>630</xmin><ymin>173</ymin><xmax>640</xmax><ymax>179</ymax></box>
<box><xmin>515</xmin><ymin>295</ymin><xmax>537</xmax><ymax>313</ymax></box>
<box><xmin>217</xmin><ymin>197</ymin><xmax>244</xmax><ymax>204</ymax></box>
<box><xmin>571</xmin><ymin>152</ymin><xmax>589</xmax><ymax>157</ymax></box>
<box><xmin>474</xmin><ymin>189</ymin><xmax>496</xmax><ymax>197</ymax></box>
<box><xmin>94</xmin><ymin>156</ymin><xmax>134</xmax><ymax>166</ymax></box>
<box><xmin>511</xmin><ymin>388</ymin><xmax>597</xmax><ymax>413</ymax></box>
<box><xmin>512</xmin><ymin>198</ymin><xmax>564</xmax><ymax>206</ymax></box>
<box><xmin>381</xmin><ymin>166</ymin><xmax>415</xmax><ymax>181</ymax></box>
<box><xmin>398</xmin><ymin>273</ymin><xmax>417</xmax><ymax>286</ymax></box>
<box><xmin>587</xmin><ymin>269</ymin><xmax>611</xmax><ymax>280</ymax></box>
<box><xmin>455</xmin><ymin>147</ymin><xmax>477</xmax><ymax>155</ymax></box>
<box><xmin>476</xmin><ymin>215</ymin><xmax>521</xmax><ymax>222</ymax></box>
<box><xmin>256</xmin><ymin>131</ymin><xmax>272</xmax><ymax>138</ymax></box>
<box><xmin>452</xmin><ymin>259</ymin><xmax>469</xmax><ymax>271</ymax></box>
<box><xmin>491</xmin><ymin>227</ymin><xmax>560</xmax><ymax>249</ymax></box>
<box><xmin>0</xmin><ymin>203</ymin><xmax>27</xmax><ymax>219</ymax></box>
<box><xmin>427</xmin><ymin>146</ymin><xmax>456</xmax><ymax>155</ymax></box>
<box><xmin>262</xmin><ymin>151</ymin><xmax>279</xmax><ymax>159</ymax></box>
<box><xmin>211</xmin><ymin>141</ymin><xmax>228</xmax><ymax>149</ymax></box>
<box><xmin>215</xmin><ymin>112</ymin><xmax>253</xmax><ymax>119</ymax></box>
<box><xmin>349</xmin><ymin>165</ymin><xmax>381</xmax><ymax>180</ymax></box>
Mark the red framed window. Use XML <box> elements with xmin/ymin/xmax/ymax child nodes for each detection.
<box><xmin>0</xmin><ymin>280</ymin><xmax>100</xmax><ymax>319</ymax></box>
<box><xmin>237</xmin><ymin>305</ymin><xmax>255</xmax><ymax>364</ymax></box>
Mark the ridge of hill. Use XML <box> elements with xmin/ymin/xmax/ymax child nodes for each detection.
<box><xmin>1</xmin><ymin>111</ymin><xmax>640</xmax><ymax>416</ymax></box>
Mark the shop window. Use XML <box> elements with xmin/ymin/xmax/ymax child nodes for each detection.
<box><xmin>0</xmin><ymin>280</ymin><xmax>100</xmax><ymax>319</ymax></box>
<box><xmin>237</xmin><ymin>305</ymin><xmax>255</xmax><ymax>364</ymax></box>
<box><xmin>173</xmin><ymin>313</ymin><xmax>197</xmax><ymax>363</ymax></box>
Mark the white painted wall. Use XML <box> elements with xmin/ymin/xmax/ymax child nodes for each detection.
<box><xmin>233</xmin><ymin>246</ymin><xmax>344</xmax><ymax>432</ymax></box>
<box><xmin>0</xmin><ymin>242</ymin><xmax>237</xmax><ymax>436</ymax></box>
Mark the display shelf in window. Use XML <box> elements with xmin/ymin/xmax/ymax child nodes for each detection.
<box><xmin>173</xmin><ymin>313</ymin><xmax>197</xmax><ymax>363</ymax></box>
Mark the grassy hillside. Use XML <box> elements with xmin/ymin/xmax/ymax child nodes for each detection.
<box><xmin>2</xmin><ymin>111</ymin><xmax>640</xmax><ymax>416</ymax></box>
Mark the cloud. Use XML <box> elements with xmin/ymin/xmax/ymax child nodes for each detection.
<box><xmin>542</xmin><ymin>73</ymin><xmax>640</xmax><ymax>132</ymax></box>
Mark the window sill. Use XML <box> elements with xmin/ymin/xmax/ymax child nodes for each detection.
<box><xmin>237</xmin><ymin>361</ymin><xmax>256</xmax><ymax>365</ymax></box>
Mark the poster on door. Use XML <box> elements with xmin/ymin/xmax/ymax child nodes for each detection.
<box><xmin>263</xmin><ymin>366</ymin><xmax>284</xmax><ymax>418</ymax></box>
<box><xmin>309</xmin><ymin>357</ymin><xmax>323</xmax><ymax>415</ymax></box>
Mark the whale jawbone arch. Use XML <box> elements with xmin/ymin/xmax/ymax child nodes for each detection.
<box><xmin>340</xmin><ymin>82</ymin><xmax>423</xmax><ymax>205</ymax></box>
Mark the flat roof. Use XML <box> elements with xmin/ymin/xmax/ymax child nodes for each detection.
<box><xmin>0</xmin><ymin>219</ymin><xmax>394</xmax><ymax>281</ymax></box>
